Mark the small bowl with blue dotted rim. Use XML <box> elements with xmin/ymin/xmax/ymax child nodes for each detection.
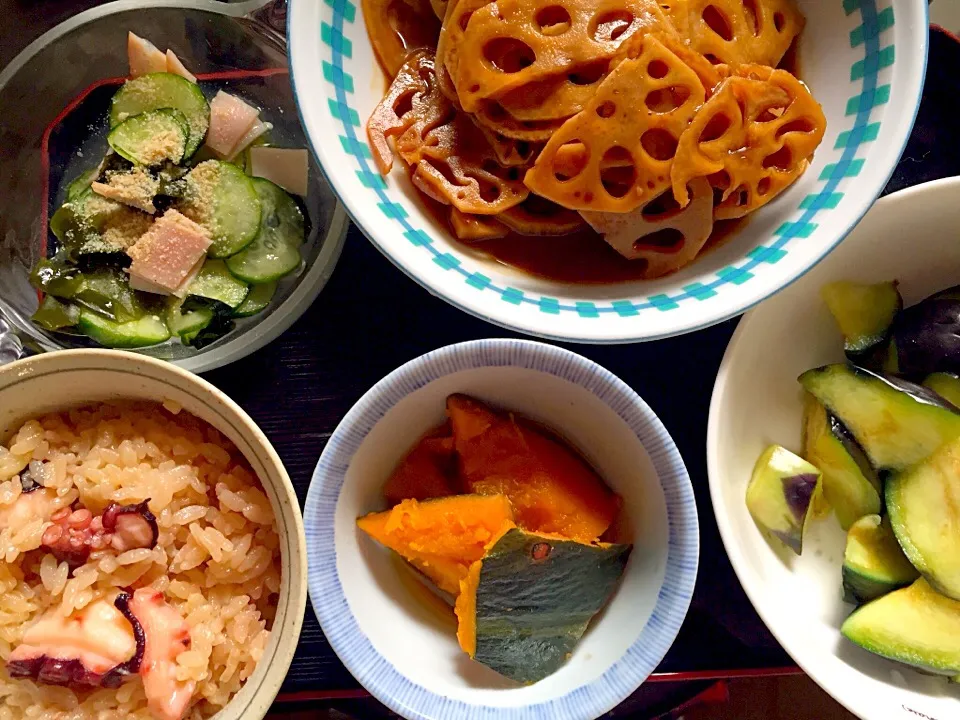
<box><xmin>287</xmin><ymin>0</ymin><xmax>927</xmax><ymax>343</ymax></box>
<box><xmin>304</xmin><ymin>338</ymin><xmax>698</xmax><ymax>719</ymax></box>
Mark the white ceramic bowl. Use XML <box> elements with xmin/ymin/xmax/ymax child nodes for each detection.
<box><xmin>304</xmin><ymin>339</ymin><xmax>698</xmax><ymax>720</ymax></box>
<box><xmin>707</xmin><ymin>177</ymin><xmax>960</xmax><ymax>720</ymax></box>
<box><xmin>0</xmin><ymin>349</ymin><xmax>307</xmax><ymax>720</ymax></box>
<box><xmin>288</xmin><ymin>0</ymin><xmax>927</xmax><ymax>343</ymax></box>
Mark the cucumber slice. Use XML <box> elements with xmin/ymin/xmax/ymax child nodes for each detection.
<box><xmin>799</xmin><ymin>364</ymin><xmax>960</xmax><ymax>472</ymax></box>
<box><xmin>225</xmin><ymin>178</ymin><xmax>304</xmax><ymax>283</ymax></box>
<box><xmin>821</xmin><ymin>281</ymin><xmax>902</xmax><ymax>362</ymax></box>
<box><xmin>180</xmin><ymin>161</ymin><xmax>261</xmax><ymax>258</ymax></box>
<box><xmin>842</xmin><ymin>515</ymin><xmax>918</xmax><ymax>605</ymax></box>
<box><xmin>110</xmin><ymin>73</ymin><xmax>209</xmax><ymax>157</ymax></box>
<box><xmin>887</xmin><ymin>436</ymin><xmax>960</xmax><ymax>600</ymax></box>
<box><xmin>801</xmin><ymin>395</ymin><xmax>880</xmax><ymax>530</ymax></box>
<box><xmin>108</xmin><ymin>109</ymin><xmax>189</xmax><ymax>166</ymax></box>
<box><xmin>841</xmin><ymin>578</ymin><xmax>960</xmax><ymax>676</ymax></box>
<box><xmin>233</xmin><ymin>281</ymin><xmax>276</xmax><ymax>317</ymax></box>
<box><xmin>77</xmin><ymin>311</ymin><xmax>170</xmax><ymax>348</ymax></box>
<box><xmin>186</xmin><ymin>259</ymin><xmax>249</xmax><ymax>309</ymax></box>
<box><xmin>165</xmin><ymin>298</ymin><xmax>214</xmax><ymax>340</ymax></box>
<box><xmin>66</xmin><ymin>168</ymin><xmax>99</xmax><ymax>201</ymax></box>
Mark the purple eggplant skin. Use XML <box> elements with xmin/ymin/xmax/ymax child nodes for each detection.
<box><xmin>892</xmin><ymin>286</ymin><xmax>960</xmax><ymax>377</ymax></box>
<box><xmin>850</xmin><ymin>365</ymin><xmax>960</xmax><ymax>412</ymax></box>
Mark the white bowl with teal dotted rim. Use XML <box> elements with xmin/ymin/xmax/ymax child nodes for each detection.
<box><xmin>288</xmin><ymin>0</ymin><xmax>928</xmax><ymax>343</ymax></box>
<box><xmin>304</xmin><ymin>339</ymin><xmax>697</xmax><ymax>720</ymax></box>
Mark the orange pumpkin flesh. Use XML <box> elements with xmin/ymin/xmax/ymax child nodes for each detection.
<box><xmin>446</xmin><ymin>394</ymin><xmax>619</xmax><ymax>542</ymax></box>
<box><xmin>383</xmin><ymin>432</ymin><xmax>458</xmax><ymax>505</ymax></box>
<box><xmin>356</xmin><ymin>495</ymin><xmax>515</xmax><ymax>595</ymax></box>
<box><xmin>454</xmin><ymin>560</ymin><xmax>482</xmax><ymax>656</ymax></box>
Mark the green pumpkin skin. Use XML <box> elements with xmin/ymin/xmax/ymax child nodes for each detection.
<box><xmin>472</xmin><ymin>528</ymin><xmax>632</xmax><ymax>683</ymax></box>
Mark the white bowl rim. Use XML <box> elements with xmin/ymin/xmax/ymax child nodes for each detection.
<box><xmin>304</xmin><ymin>337</ymin><xmax>699</xmax><ymax>720</ymax></box>
<box><xmin>705</xmin><ymin>175</ymin><xmax>960</xmax><ymax>720</ymax></box>
<box><xmin>286</xmin><ymin>0</ymin><xmax>929</xmax><ymax>344</ymax></box>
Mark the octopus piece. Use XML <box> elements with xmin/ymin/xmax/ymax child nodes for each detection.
<box><xmin>6</xmin><ymin>593</ymin><xmax>144</xmax><ymax>688</ymax></box>
<box><xmin>129</xmin><ymin>588</ymin><xmax>195</xmax><ymax>720</ymax></box>
<box><xmin>0</xmin><ymin>488</ymin><xmax>62</xmax><ymax>532</ymax></box>
<box><xmin>41</xmin><ymin>501</ymin><xmax>159</xmax><ymax>567</ymax></box>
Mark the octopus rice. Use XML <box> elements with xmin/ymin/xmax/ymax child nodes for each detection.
<box><xmin>0</xmin><ymin>402</ymin><xmax>281</xmax><ymax>720</ymax></box>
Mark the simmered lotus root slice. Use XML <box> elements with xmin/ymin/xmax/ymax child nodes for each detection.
<box><xmin>474</xmin><ymin>100</ymin><xmax>567</xmax><ymax>141</ymax></box>
<box><xmin>680</xmin><ymin>0</ymin><xmax>804</xmax><ymax>67</ymax></box>
<box><xmin>524</xmin><ymin>35</ymin><xmax>705</xmax><ymax>212</ymax></box>
<box><xmin>475</xmin><ymin>123</ymin><xmax>542</xmax><ymax>166</ymax></box>
<box><xmin>581</xmin><ymin>177</ymin><xmax>713</xmax><ymax>277</ymax></box>
<box><xmin>671</xmin><ymin>65</ymin><xmax>825</xmax><ymax>216</ymax></box>
<box><xmin>499</xmin><ymin>195</ymin><xmax>586</xmax><ymax>235</ymax></box>
<box><xmin>412</xmin><ymin>111</ymin><xmax>529</xmax><ymax>214</ymax></box>
<box><xmin>449</xmin><ymin>0</ymin><xmax>671</xmax><ymax>112</ymax></box>
<box><xmin>362</xmin><ymin>0</ymin><xmax>442</xmax><ymax>77</ymax></box>
<box><xmin>495</xmin><ymin>65</ymin><xmax>608</xmax><ymax>122</ymax></box>
<box><xmin>615</xmin><ymin>29</ymin><xmax>724</xmax><ymax>95</ymax></box>
<box><xmin>450</xmin><ymin>207</ymin><xmax>510</xmax><ymax>239</ymax></box>
<box><xmin>368</xmin><ymin>51</ymin><xmax>444</xmax><ymax>174</ymax></box>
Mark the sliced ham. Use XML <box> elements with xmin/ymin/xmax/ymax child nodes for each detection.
<box><xmin>205</xmin><ymin>91</ymin><xmax>260</xmax><ymax>158</ymax></box>
<box><xmin>225</xmin><ymin>120</ymin><xmax>273</xmax><ymax>161</ymax></box>
<box><xmin>249</xmin><ymin>147</ymin><xmax>310</xmax><ymax>196</ymax></box>
<box><xmin>128</xmin><ymin>32</ymin><xmax>167</xmax><ymax>78</ymax></box>
<box><xmin>165</xmin><ymin>50</ymin><xmax>196</xmax><ymax>83</ymax></box>
<box><xmin>126</xmin><ymin>210</ymin><xmax>212</xmax><ymax>297</ymax></box>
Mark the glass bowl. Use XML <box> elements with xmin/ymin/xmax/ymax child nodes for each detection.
<box><xmin>0</xmin><ymin>0</ymin><xmax>348</xmax><ymax>372</ymax></box>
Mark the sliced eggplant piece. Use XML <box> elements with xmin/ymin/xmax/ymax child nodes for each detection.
<box><xmin>843</xmin><ymin>514</ymin><xmax>918</xmax><ymax>605</ymax></box>
<box><xmin>799</xmin><ymin>364</ymin><xmax>960</xmax><ymax>472</ymax></box>
<box><xmin>821</xmin><ymin>280</ymin><xmax>901</xmax><ymax>362</ymax></box>
<box><xmin>923</xmin><ymin>372</ymin><xmax>960</xmax><ymax>409</ymax></box>
<box><xmin>801</xmin><ymin>395</ymin><xmax>880</xmax><ymax>530</ymax></box>
<box><xmin>886</xmin><ymin>436</ymin><xmax>960</xmax><ymax>600</ymax></box>
<box><xmin>746</xmin><ymin>445</ymin><xmax>822</xmax><ymax>555</ymax></box>
<box><xmin>841</xmin><ymin>578</ymin><xmax>960</xmax><ymax>675</ymax></box>
<box><xmin>891</xmin><ymin>285</ymin><xmax>960</xmax><ymax>377</ymax></box>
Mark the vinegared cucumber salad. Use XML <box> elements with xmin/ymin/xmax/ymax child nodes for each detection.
<box><xmin>31</xmin><ymin>33</ymin><xmax>311</xmax><ymax>349</ymax></box>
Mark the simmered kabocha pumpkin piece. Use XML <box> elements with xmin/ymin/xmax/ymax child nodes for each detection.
<box><xmin>361</xmin><ymin>0</ymin><xmax>440</xmax><ymax>78</ymax></box>
<box><xmin>383</xmin><ymin>432</ymin><xmax>459</xmax><ymax>504</ymax></box>
<box><xmin>524</xmin><ymin>35</ymin><xmax>706</xmax><ymax>213</ymax></box>
<box><xmin>677</xmin><ymin>0</ymin><xmax>804</xmax><ymax>67</ymax></box>
<box><xmin>454</xmin><ymin>527</ymin><xmax>632</xmax><ymax>683</ymax></box>
<box><xmin>671</xmin><ymin>65</ymin><xmax>825</xmax><ymax>217</ymax></box>
<box><xmin>357</xmin><ymin>494</ymin><xmax>516</xmax><ymax>595</ymax></box>
<box><xmin>447</xmin><ymin>394</ymin><xmax>619</xmax><ymax>542</ymax></box>
<box><xmin>445</xmin><ymin>0</ymin><xmax>670</xmax><ymax>112</ymax></box>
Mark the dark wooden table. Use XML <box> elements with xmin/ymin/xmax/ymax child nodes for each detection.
<box><xmin>3</xmin><ymin>3</ymin><xmax>957</xmax><ymax>717</ymax></box>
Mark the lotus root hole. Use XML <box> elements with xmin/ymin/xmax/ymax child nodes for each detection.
<box><xmin>553</xmin><ymin>141</ymin><xmax>590</xmax><ymax>181</ymax></box>
<box><xmin>774</xmin><ymin>11</ymin><xmax>786</xmax><ymax>32</ymax></box>
<box><xmin>483</xmin><ymin>38</ymin><xmax>536</xmax><ymax>74</ymax></box>
<box><xmin>705</xmin><ymin>53</ymin><xmax>722</xmax><ymax>65</ymax></box>
<box><xmin>646</xmin><ymin>86</ymin><xmax>692</xmax><ymax>113</ymax></box>
<box><xmin>469</xmin><ymin>84</ymin><xmax>481</xmax><ymax>93</ymax></box>
<box><xmin>592</xmin><ymin>10</ymin><xmax>635</xmax><ymax>43</ymax></box>
<box><xmin>479</xmin><ymin>182</ymin><xmax>502</xmax><ymax>202</ymax></box>
<box><xmin>569</xmin><ymin>60</ymin><xmax>608</xmax><ymax>86</ymax></box>
<box><xmin>742</xmin><ymin>0</ymin><xmax>760</xmax><ymax>35</ymax></box>
<box><xmin>600</xmin><ymin>147</ymin><xmax>636</xmax><ymax>198</ymax></box>
<box><xmin>507</xmin><ymin>167</ymin><xmax>521</xmax><ymax>181</ymax></box>
<box><xmin>393</xmin><ymin>91</ymin><xmax>415</xmax><ymax>119</ymax></box>
<box><xmin>756</xmin><ymin>107</ymin><xmax>784</xmax><ymax>122</ymax></box>
<box><xmin>708</xmin><ymin>169</ymin><xmax>732</xmax><ymax>190</ymax></box>
<box><xmin>634</xmin><ymin>227</ymin><xmax>685</xmax><ymax>253</ymax></box>
<box><xmin>763</xmin><ymin>145</ymin><xmax>793</xmax><ymax>170</ymax></box>
<box><xmin>536</xmin><ymin>6</ymin><xmax>572</xmax><ymax>36</ymax></box>
<box><xmin>596</xmin><ymin>101</ymin><xmax>617</xmax><ymax>118</ymax></box>
<box><xmin>757</xmin><ymin>176</ymin><xmax>772</xmax><ymax>196</ymax></box>
<box><xmin>776</xmin><ymin>118</ymin><xmax>817</xmax><ymax>139</ymax></box>
<box><xmin>583</xmin><ymin>191</ymin><xmax>594</xmax><ymax>203</ymax></box>
<box><xmin>642</xmin><ymin>190</ymin><xmax>681</xmax><ymax>219</ymax></box>
<box><xmin>700</xmin><ymin>112</ymin><xmax>732</xmax><ymax>143</ymax></box>
<box><xmin>647</xmin><ymin>59</ymin><xmax>670</xmax><ymax>79</ymax></box>
<box><xmin>703</xmin><ymin>5</ymin><xmax>734</xmax><ymax>41</ymax></box>
<box><xmin>640</xmin><ymin>129</ymin><xmax>678</xmax><ymax>161</ymax></box>
<box><xmin>459</xmin><ymin>10</ymin><xmax>473</xmax><ymax>30</ymax></box>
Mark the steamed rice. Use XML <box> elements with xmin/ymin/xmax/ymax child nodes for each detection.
<box><xmin>0</xmin><ymin>402</ymin><xmax>281</xmax><ymax>719</ymax></box>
